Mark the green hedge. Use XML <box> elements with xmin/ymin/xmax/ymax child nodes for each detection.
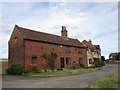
<box><xmin>31</xmin><ymin>65</ymin><xmax>38</xmax><ymax>73</ymax></box>
<box><xmin>6</xmin><ymin>63</ymin><xmax>23</xmax><ymax>75</ymax></box>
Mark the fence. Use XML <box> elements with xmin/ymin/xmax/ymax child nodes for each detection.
<box><xmin>0</xmin><ymin>61</ymin><xmax>8</xmax><ymax>74</ymax></box>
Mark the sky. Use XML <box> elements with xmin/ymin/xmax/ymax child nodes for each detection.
<box><xmin>0</xmin><ymin>1</ymin><xmax>118</xmax><ymax>59</ymax></box>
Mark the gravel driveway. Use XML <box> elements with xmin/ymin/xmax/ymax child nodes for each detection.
<box><xmin>2</xmin><ymin>64</ymin><xmax>118</xmax><ymax>88</ymax></box>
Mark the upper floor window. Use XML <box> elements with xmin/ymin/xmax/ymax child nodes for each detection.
<box><xmin>66</xmin><ymin>58</ymin><xmax>71</xmax><ymax>64</ymax></box>
<box><xmin>78</xmin><ymin>48</ymin><xmax>82</xmax><ymax>54</ymax></box>
<box><xmin>65</xmin><ymin>46</ymin><xmax>70</xmax><ymax>53</ymax></box>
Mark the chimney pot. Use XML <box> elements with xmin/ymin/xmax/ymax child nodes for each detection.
<box><xmin>62</xmin><ymin>26</ymin><xmax>66</xmax><ymax>30</ymax></box>
<box><xmin>61</xmin><ymin>26</ymin><xmax>67</xmax><ymax>37</ymax></box>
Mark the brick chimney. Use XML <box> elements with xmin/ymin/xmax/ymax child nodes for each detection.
<box><xmin>61</xmin><ymin>26</ymin><xmax>67</xmax><ymax>37</ymax></box>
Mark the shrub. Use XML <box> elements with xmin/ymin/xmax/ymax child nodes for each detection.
<box><xmin>31</xmin><ymin>65</ymin><xmax>38</xmax><ymax>73</ymax></box>
<box><xmin>6</xmin><ymin>63</ymin><xmax>23</xmax><ymax>75</ymax></box>
<box><xmin>71</xmin><ymin>66</ymin><xmax>77</xmax><ymax>69</ymax></box>
<box><xmin>79</xmin><ymin>64</ymin><xmax>85</xmax><ymax>68</ymax></box>
<box><xmin>23</xmin><ymin>68</ymin><xmax>31</xmax><ymax>76</ymax></box>
<box><xmin>44</xmin><ymin>69</ymin><xmax>47</xmax><ymax>72</ymax></box>
<box><xmin>42</xmin><ymin>52</ymin><xmax>57</xmax><ymax>71</ymax></box>
<box><xmin>57</xmin><ymin>68</ymin><xmax>63</xmax><ymax>71</ymax></box>
<box><xmin>101</xmin><ymin>60</ymin><xmax>105</xmax><ymax>66</ymax></box>
<box><xmin>94</xmin><ymin>59</ymin><xmax>105</xmax><ymax>67</ymax></box>
<box><xmin>34</xmin><ymin>70</ymin><xmax>42</xmax><ymax>73</ymax></box>
<box><xmin>71</xmin><ymin>61</ymin><xmax>79</xmax><ymax>69</ymax></box>
<box><xmin>72</xmin><ymin>67</ymin><xmax>76</xmax><ymax>69</ymax></box>
<box><xmin>89</xmin><ymin>65</ymin><xmax>96</xmax><ymax>68</ymax></box>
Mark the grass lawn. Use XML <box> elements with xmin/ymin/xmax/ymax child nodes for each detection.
<box><xmin>89</xmin><ymin>74</ymin><xmax>119</xmax><ymax>88</ymax></box>
<box><xmin>28</xmin><ymin>66</ymin><xmax>106</xmax><ymax>77</ymax></box>
<box><xmin>2</xmin><ymin>66</ymin><xmax>107</xmax><ymax>78</ymax></box>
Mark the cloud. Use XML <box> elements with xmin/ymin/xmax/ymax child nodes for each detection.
<box><xmin>93</xmin><ymin>31</ymin><xmax>118</xmax><ymax>58</ymax></box>
<box><xmin>1</xmin><ymin>24</ymin><xmax>13</xmax><ymax>34</ymax></box>
<box><xmin>1</xmin><ymin>2</ymin><xmax>118</xmax><ymax>59</ymax></box>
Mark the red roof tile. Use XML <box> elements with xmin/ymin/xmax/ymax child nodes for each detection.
<box><xmin>16</xmin><ymin>25</ymin><xmax>84</xmax><ymax>48</ymax></box>
<box><xmin>82</xmin><ymin>40</ymin><xmax>100</xmax><ymax>50</ymax></box>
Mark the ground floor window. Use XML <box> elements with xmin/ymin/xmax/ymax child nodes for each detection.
<box><xmin>66</xmin><ymin>58</ymin><xmax>71</xmax><ymax>64</ymax></box>
<box><xmin>89</xmin><ymin>59</ymin><xmax>92</xmax><ymax>64</ymax></box>
<box><xmin>32</xmin><ymin>56</ymin><xmax>37</xmax><ymax>64</ymax></box>
<box><xmin>78</xmin><ymin>58</ymin><xmax>83</xmax><ymax>64</ymax></box>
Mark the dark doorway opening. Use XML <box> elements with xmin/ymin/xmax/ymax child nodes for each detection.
<box><xmin>60</xmin><ymin>58</ymin><xmax>64</xmax><ymax>68</ymax></box>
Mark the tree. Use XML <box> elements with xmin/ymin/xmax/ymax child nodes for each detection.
<box><xmin>42</xmin><ymin>52</ymin><xmax>57</xmax><ymax>71</ymax></box>
<box><xmin>101</xmin><ymin>56</ymin><xmax>105</xmax><ymax>61</ymax></box>
<box><xmin>94</xmin><ymin>58</ymin><xmax>105</xmax><ymax>67</ymax></box>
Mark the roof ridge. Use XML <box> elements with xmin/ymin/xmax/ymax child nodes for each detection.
<box><xmin>14</xmin><ymin>25</ymin><xmax>84</xmax><ymax>48</ymax></box>
<box><xmin>17</xmin><ymin>25</ymin><xmax>77</xmax><ymax>40</ymax></box>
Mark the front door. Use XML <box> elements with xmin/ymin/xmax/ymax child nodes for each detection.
<box><xmin>60</xmin><ymin>58</ymin><xmax>64</xmax><ymax>68</ymax></box>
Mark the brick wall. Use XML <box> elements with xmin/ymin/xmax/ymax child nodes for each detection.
<box><xmin>24</xmin><ymin>40</ymin><xmax>87</xmax><ymax>70</ymax></box>
<box><xmin>8</xmin><ymin>27</ymin><xmax>25</xmax><ymax>67</ymax></box>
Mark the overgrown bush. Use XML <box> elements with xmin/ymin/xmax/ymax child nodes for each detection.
<box><xmin>35</xmin><ymin>70</ymin><xmax>42</xmax><ymax>73</ymax></box>
<box><xmin>31</xmin><ymin>65</ymin><xmax>38</xmax><ymax>73</ymax></box>
<box><xmin>71</xmin><ymin>61</ymin><xmax>79</xmax><ymax>69</ymax></box>
<box><xmin>79</xmin><ymin>64</ymin><xmax>85</xmax><ymax>68</ymax></box>
<box><xmin>89</xmin><ymin>65</ymin><xmax>96</xmax><ymax>68</ymax></box>
<box><xmin>94</xmin><ymin>59</ymin><xmax>105</xmax><ymax>67</ymax></box>
<box><xmin>57</xmin><ymin>68</ymin><xmax>63</xmax><ymax>71</ymax></box>
<box><xmin>42</xmin><ymin>52</ymin><xmax>57</xmax><ymax>71</ymax></box>
<box><xmin>23</xmin><ymin>68</ymin><xmax>31</xmax><ymax>76</ymax></box>
<box><xmin>94</xmin><ymin>60</ymin><xmax>101</xmax><ymax>67</ymax></box>
<box><xmin>101</xmin><ymin>60</ymin><xmax>105</xmax><ymax>66</ymax></box>
<box><xmin>6</xmin><ymin>63</ymin><xmax>23</xmax><ymax>75</ymax></box>
<box><xmin>71</xmin><ymin>66</ymin><xmax>76</xmax><ymax>69</ymax></box>
<box><xmin>44</xmin><ymin>69</ymin><xmax>47</xmax><ymax>72</ymax></box>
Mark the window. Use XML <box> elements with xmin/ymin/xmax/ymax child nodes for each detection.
<box><xmin>78</xmin><ymin>48</ymin><xmax>82</xmax><ymax>54</ymax></box>
<box><xmin>65</xmin><ymin>46</ymin><xmax>70</xmax><ymax>53</ymax></box>
<box><xmin>32</xmin><ymin>56</ymin><xmax>37</xmax><ymax>64</ymax></box>
<box><xmin>66</xmin><ymin>58</ymin><xmax>71</xmax><ymax>64</ymax></box>
<box><xmin>89</xmin><ymin>59</ymin><xmax>92</xmax><ymax>64</ymax></box>
<box><xmin>78</xmin><ymin>58</ymin><xmax>83</xmax><ymax>64</ymax></box>
<box><xmin>14</xmin><ymin>37</ymin><xmax>17</xmax><ymax>43</ymax></box>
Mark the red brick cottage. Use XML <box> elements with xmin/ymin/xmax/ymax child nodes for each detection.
<box><xmin>8</xmin><ymin>25</ymin><xmax>88</xmax><ymax>70</ymax></box>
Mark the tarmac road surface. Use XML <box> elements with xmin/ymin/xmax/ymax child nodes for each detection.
<box><xmin>2</xmin><ymin>64</ymin><xmax>118</xmax><ymax>88</ymax></box>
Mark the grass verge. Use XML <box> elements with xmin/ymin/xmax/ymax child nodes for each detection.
<box><xmin>29</xmin><ymin>68</ymin><xmax>101</xmax><ymax>77</ymax></box>
<box><xmin>89</xmin><ymin>74</ymin><xmax>119</xmax><ymax>88</ymax></box>
<box><xmin>2</xmin><ymin>66</ymin><xmax>107</xmax><ymax>78</ymax></box>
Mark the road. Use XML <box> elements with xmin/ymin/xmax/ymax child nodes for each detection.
<box><xmin>2</xmin><ymin>64</ymin><xmax>118</xmax><ymax>88</ymax></box>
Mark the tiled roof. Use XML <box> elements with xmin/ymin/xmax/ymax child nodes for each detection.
<box><xmin>110</xmin><ymin>53</ymin><xmax>119</xmax><ymax>56</ymax></box>
<box><xmin>82</xmin><ymin>40</ymin><xmax>100</xmax><ymax>50</ymax></box>
<box><xmin>95</xmin><ymin>45</ymin><xmax>100</xmax><ymax>49</ymax></box>
<box><xmin>16</xmin><ymin>25</ymin><xmax>84</xmax><ymax>48</ymax></box>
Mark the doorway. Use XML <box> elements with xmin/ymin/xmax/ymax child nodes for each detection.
<box><xmin>60</xmin><ymin>58</ymin><xmax>64</xmax><ymax>68</ymax></box>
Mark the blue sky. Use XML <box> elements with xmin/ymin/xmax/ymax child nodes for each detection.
<box><xmin>1</xmin><ymin>2</ymin><xmax>118</xmax><ymax>59</ymax></box>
